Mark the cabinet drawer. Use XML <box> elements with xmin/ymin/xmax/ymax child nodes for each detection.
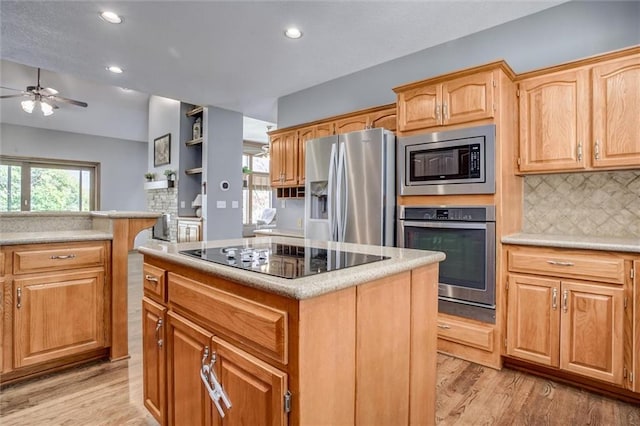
<box><xmin>508</xmin><ymin>247</ymin><xmax>625</xmax><ymax>284</ymax></box>
<box><xmin>143</xmin><ymin>263</ymin><xmax>166</xmax><ymax>302</ymax></box>
<box><xmin>13</xmin><ymin>243</ymin><xmax>106</xmax><ymax>275</ymax></box>
<box><xmin>437</xmin><ymin>315</ymin><xmax>494</xmax><ymax>352</ymax></box>
<box><xmin>168</xmin><ymin>273</ymin><xmax>288</xmax><ymax>364</ymax></box>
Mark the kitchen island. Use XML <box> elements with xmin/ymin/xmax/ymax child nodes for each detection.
<box><xmin>138</xmin><ymin>236</ymin><xmax>445</xmax><ymax>426</ymax></box>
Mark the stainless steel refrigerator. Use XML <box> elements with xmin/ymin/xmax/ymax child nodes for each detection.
<box><xmin>305</xmin><ymin>128</ymin><xmax>396</xmax><ymax>246</ymax></box>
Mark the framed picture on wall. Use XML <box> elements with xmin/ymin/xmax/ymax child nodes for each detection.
<box><xmin>154</xmin><ymin>133</ymin><xmax>171</xmax><ymax>167</ymax></box>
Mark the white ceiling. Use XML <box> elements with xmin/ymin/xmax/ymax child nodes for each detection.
<box><xmin>0</xmin><ymin>1</ymin><xmax>564</xmax><ymax>142</ymax></box>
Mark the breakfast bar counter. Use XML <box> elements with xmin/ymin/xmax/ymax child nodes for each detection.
<box><xmin>138</xmin><ymin>236</ymin><xmax>444</xmax><ymax>425</ymax></box>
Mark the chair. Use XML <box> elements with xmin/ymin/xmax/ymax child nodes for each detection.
<box><xmin>256</xmin><ymin>208</ymin><xmax>277</xmax><ymax>229</ymax></box>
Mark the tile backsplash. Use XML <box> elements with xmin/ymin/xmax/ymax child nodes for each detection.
<box><xmin>523</xmin><ymin>171</ymin><xmax>640</xmax><ymax>238</ymax></box>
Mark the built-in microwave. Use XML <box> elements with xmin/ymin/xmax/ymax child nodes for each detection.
<box><xmin>398</xmin><ymin>124</ymin><xmax>495</xmax><ymax>195</ymax></box>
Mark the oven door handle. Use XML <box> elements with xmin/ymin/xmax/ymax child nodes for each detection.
<box><xmin>401</xmin><ymin>220</ymin><xmax>490</xmax><ymax>230</ymax></box>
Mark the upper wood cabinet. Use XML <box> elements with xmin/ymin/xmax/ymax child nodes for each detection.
<box><xmin>517</xmin><ymin>49</ymin><xmax>640</xmax><ymax>174</ymax></box>
<box><xmin>269</xmin><ymin>104</ymin><xmax>396</xmax><ymax>189</ymax></box>
<box><xmin>395</xmin><ymin>69</ymin><xmax>497</xmax><ymax>132</ymax></box>
<box><xmin>517</xmin><ymin>69</ymin><xmax>590</xmax><ymax>172</ymax></box>
<box><xmin>592</xmin><ymin>55</ymin><xmax>640</xmax><ymax>169</ymax></box>
<box><xmin>269</xmin><ymin>130</ymin><xmax>298</xmax><ymax>188</ymax></box>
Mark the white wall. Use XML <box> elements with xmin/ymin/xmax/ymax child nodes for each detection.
<box><xmin>278</xmin><ymin>1</ymin><xmax>640</xmax><ymax>127</ymax></box>
<box><xmin>0</xmin><ymin>123</ymin><xmax>147</xmax><ymax>211</ymax></box>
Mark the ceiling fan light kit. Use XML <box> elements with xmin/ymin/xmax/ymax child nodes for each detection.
<box><xmin>1</xmin><ymin>67</ymin><xmax>88</xmax><ymax>116</ymax></box>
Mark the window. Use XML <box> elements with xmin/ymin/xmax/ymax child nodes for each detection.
<box><xmin>0</xmin><ymin>156</ymin><xmax>99</xmax><ymax>212</ymax></box>
<box><xmin>242</xmin><ymin>146</ymin><xmax>272</xmax><ymax>225</ymax></box>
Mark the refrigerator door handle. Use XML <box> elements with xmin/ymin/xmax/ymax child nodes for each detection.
<box><xmin>337</xmin><ymin>141</ymin><xmax>347</xmax><ymax>242</ymax></box>
<box><xmin>337</xmin><ymin>141</ymin><xmax>348</xmax><ymax>242</ymax></box>
<box><xmin>328</xmin><ymin>143</ymin><xmax>338</xmax><ymax>241</ymax></box>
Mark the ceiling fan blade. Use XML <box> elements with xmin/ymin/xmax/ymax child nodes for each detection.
<box><xmin>47</xmin><ymin>95</ymin><xmax>88</xmax><ymax>108</ymax></box>
<box><xmin>0</xmin><ymin>86</ymin><xmax>26</xmax><ymax>93</ymax></box>
<box><xmin>0</xmin><ymin>94</ymin><xmax>30</xmax><ymax>99</ymax></box>
<box><xmin>40</xmin><ymin>87</ymin><xmax>59</xmax><ymax>96</ymax></box>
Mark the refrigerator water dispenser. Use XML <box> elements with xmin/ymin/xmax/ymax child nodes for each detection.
<box><xmin>309</xmin><ymin>181</ymin><xmax>328</xmax><ymax>220</ymax></box>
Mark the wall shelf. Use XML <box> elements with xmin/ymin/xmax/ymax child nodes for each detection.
<box><xmin>185</xmin><ymin>167</ymin><xmax>203</xmax><ymax>175</ymax></box>
<box><xmin>185</xmin><ymin>137</ymin><xmax>203</xmax><ymax>146</ymax></box>
<box><xmin>186</xmin><ymin>106</ymin><xmax>203</xmax><ymax>117</ymax></box>
<box><xmin>144</xmin><ymin>180</ymin><xmax>175</xmax><ymax>190</ymax></box>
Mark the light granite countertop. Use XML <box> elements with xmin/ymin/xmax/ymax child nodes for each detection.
<box><xmin>253</xmin><ymin>228</ymin><xmax>304</xmax><ymax>238</ymax></box>
<box><xmin>0</xmin><ymin>230</ymin><xmax>113</xmax><ymax>245</ymax></box>
<box><xmin>502</xmin><ymin>233</ymin><xmax>640</xmax><ymax>254</ymax></box>
<box><xmin>138</xmin><ymin>236</ymin><xmax>445</xmax><ymax>300</ymax></box>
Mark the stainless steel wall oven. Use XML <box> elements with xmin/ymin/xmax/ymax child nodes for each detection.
<box><xmin>398</xmin><ymin>205</ymin><xmax>496</xmax><ymax>323</ymax></box>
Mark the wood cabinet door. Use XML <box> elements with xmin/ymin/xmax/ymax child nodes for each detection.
<box><xmin>441</xmin><ymin>70</ymin><xmax>494</xmax><ymax>126</ymax></box>
<box><xmin>397</xmin><ymin>83</ymin><xmax>441</xmax><ymax>131</ymax></box>
<box><xmin>13</xmin><ymin>269</ymin><xmax>105</xmax><ymax>368</ymax></box>
<box><xmin>269</xmin><ymin>134</ymin><xmax>284</xmax><ymax>187</ymax></box>
<box><xmin>315</xmin><ymin>122</ymin><xmax>334</xmax><ymax>137</ymax></box>
<box><xmin>167</xmin><ymin>312</ymin><xmax>213</xmax><ymax>426</ymax></box>
<box><xmin>211</xmin><ymin>336</ymin><xmax>287</xmax><ymax>426</ymax></box>
<box><xmin>518</xmin><ymin>69</ymin><xmax>590</xmax><ymax>173</ymax></box>
<box><xmin>0</xmin><ymin>277</ymin><xmax>4</xmax><ymax>373</ymax></box>
<box><xmin>334</xmin><ymin>114</ymin><xmax>368</xmax><ymax>134</ymax></box>
<box><xmin>634</xmin><ymin>260</ymin><xmax>639</xmax><ymax>393</ymax></box>
<box><xmin>560</xmin><ymin>281</ymin><xmax>624</xmax><ymax>385</ymax></box>
<box><xmin>506</xmin><ymin>274</ymin><xmax>560</xmax><ymax>367</ymax></box>
<box><xmin>142</xmin><ymin>297</ymin><xmax>167</xmax><ymax>423</ymax></box>
<box><xmin>281</xmin><ymin>131</ymin><xmax>298</xmax><ymax>186</ymax></box>
<box><xmin>369</xmin><ymin>108</ymin><xmax>397</xmax><ymax>132</ymax></box>
<box><xmin>297</xmin><ymin>127</ymin><xmax>316</xmax><ymax>185</ymax></box>
<box><xmin>592</xmin><ymin>55</ymin><xmax>640</xmax><ymax>169</ymax></box>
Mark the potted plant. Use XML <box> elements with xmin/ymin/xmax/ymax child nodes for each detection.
<box><xmin>164</xmin><ymin>169</ymin><xmax>176</xmax><ymax>181</ymax></box>
<box><xmin>144</xmin><ymin>172</ymin><xmax>155</xmax><ymax>181</ymax></box>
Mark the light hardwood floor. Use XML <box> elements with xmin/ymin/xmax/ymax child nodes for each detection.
<box><xmin>1</xmin><ymin>253</ymin><xmax>638</xmax><ymax>425</ymax></box>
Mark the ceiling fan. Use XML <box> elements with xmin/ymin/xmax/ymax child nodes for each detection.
<box><xmin>0</xmin><ymin>67</ymin><xmax>88</xmax><ymax>115</ymax></box>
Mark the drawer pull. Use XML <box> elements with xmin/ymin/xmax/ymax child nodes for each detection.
<box><xmin>547</xmin><ymin>260</ymin><xmax>574</xmax><ymax>267</ymax></box>
<box><xmin>145</xmin><ymin>274</ymin><xmax>159</xmax><ymax>283</ymax></box>
<box><xmin>437</xmin><ymin>323</ymin><xmax>451</xmax><ymax>330</ymax></box>
<box><xmin>50</xmin><ymin>254</ymin><xmax>76</xmax><ymax>260</ymax></box>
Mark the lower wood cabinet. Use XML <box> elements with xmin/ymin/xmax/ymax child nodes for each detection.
<box><xmin>142</xmin><ymin>297</ymin><xmax>167</xmax><ymax>423</ymax></box>
<box><xmin>1</xmin><ymin>240</ymin><xmax>110</xmax><ymax>384</ymax></box>
<box><xmin>165</xmin><ymin>311</ymin><xmax>287</xmax><ymax>426</ymax></box>
<box><xmin>177</xmin><ymin>218</ymin><xmax>202</xmax><ymax>243</ymax></box>
<box><xmin>507</xmin><ymin>274</ymin><xmax>624</xmax><ymax>385</ymax></box>
<box><xmin>505</xmin><ymin>245</ymin><xmax>633</xmax><ymax>391</ymax></box>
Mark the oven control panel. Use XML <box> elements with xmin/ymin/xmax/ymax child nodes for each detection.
<box><xmin>399</xmin><ymin>205</ymin><xmax>495</xmax><ymax>222</ymax></box>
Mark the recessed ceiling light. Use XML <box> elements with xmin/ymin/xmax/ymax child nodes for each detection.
<box><xmin>107</xmin><ymin>65</ymin><xmax>123</xmax><ymax>74</ymax></box>
<box><xmin>99</xmin><ymin>11</ymin><xmax>123</xmax><ymax>24</ymax></box>
<box><xmin>284</xmin><ymin>27</ymin><xmax>302</xmax><ymax>39</ymax></box>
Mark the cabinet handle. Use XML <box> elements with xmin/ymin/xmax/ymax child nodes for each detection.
<box><xmin>435</xmin><ymin>103</ymin><xmax>441</xmax><ymax>121</ymax></box>
<box><xmin>145</xmin><ymin>274</ymin><xmax>159</xmax><ymax>283</ymax></box>
<box><xmin>547</xmin><ymin>260</ymin><xmax>574</xmax><ymax>267</ymax></box>
<box><xmin>16</xmin><ymin>287</ymin><xmax>22</xmax><ymax>309</ymax></box>
<box><xmin>155</xmin><ymin>319</ymin><xmax>163</xmax><ymax>347</ymax></box>
<box><xmin>563</xmin><ymin>290</ymin><xmax>568</xmax><ymax>313</ymax></box>
<box><xmin>443</xmin><ymin>102</ymin><xmax>449</xmax><ymax>120</ymax></box>
<box><xmin>577</xmin><ymin>143</ymin><xmax>583</xmax><ymax>161</ymax></box>
<box><xmin>200</xmin><ymin>348</ymin><xmax>232</xmax><ymax>418</ymax></box>
<box><xmin>594</xmin><ymin>140</ymin><xmax>600</xmax><ymax>160</ymax></box>
<box><xmin>50</xmin><ymin>254</ymin><xmax>76</xmax><ymax>260</ymax></box>
<box><xmin>552</xmin><ymin>288</ymin><xmax>558</xmax><ymax>310</ymax></box>
<box><xmin>437</xmin><ymin>323</ymin><xmax>451</xmax><ymax>329</ymax></box>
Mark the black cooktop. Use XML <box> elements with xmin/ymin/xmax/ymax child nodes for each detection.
<box><xmin>179</xmin><ymin>243</ymin><xmax>389</xmax><ymax>279</ymax></box>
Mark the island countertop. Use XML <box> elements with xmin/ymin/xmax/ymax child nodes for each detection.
<box><xmin>137</xmin><ymin>236</ymin><xmax>445</xmax><ymax>300</ymax></box>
